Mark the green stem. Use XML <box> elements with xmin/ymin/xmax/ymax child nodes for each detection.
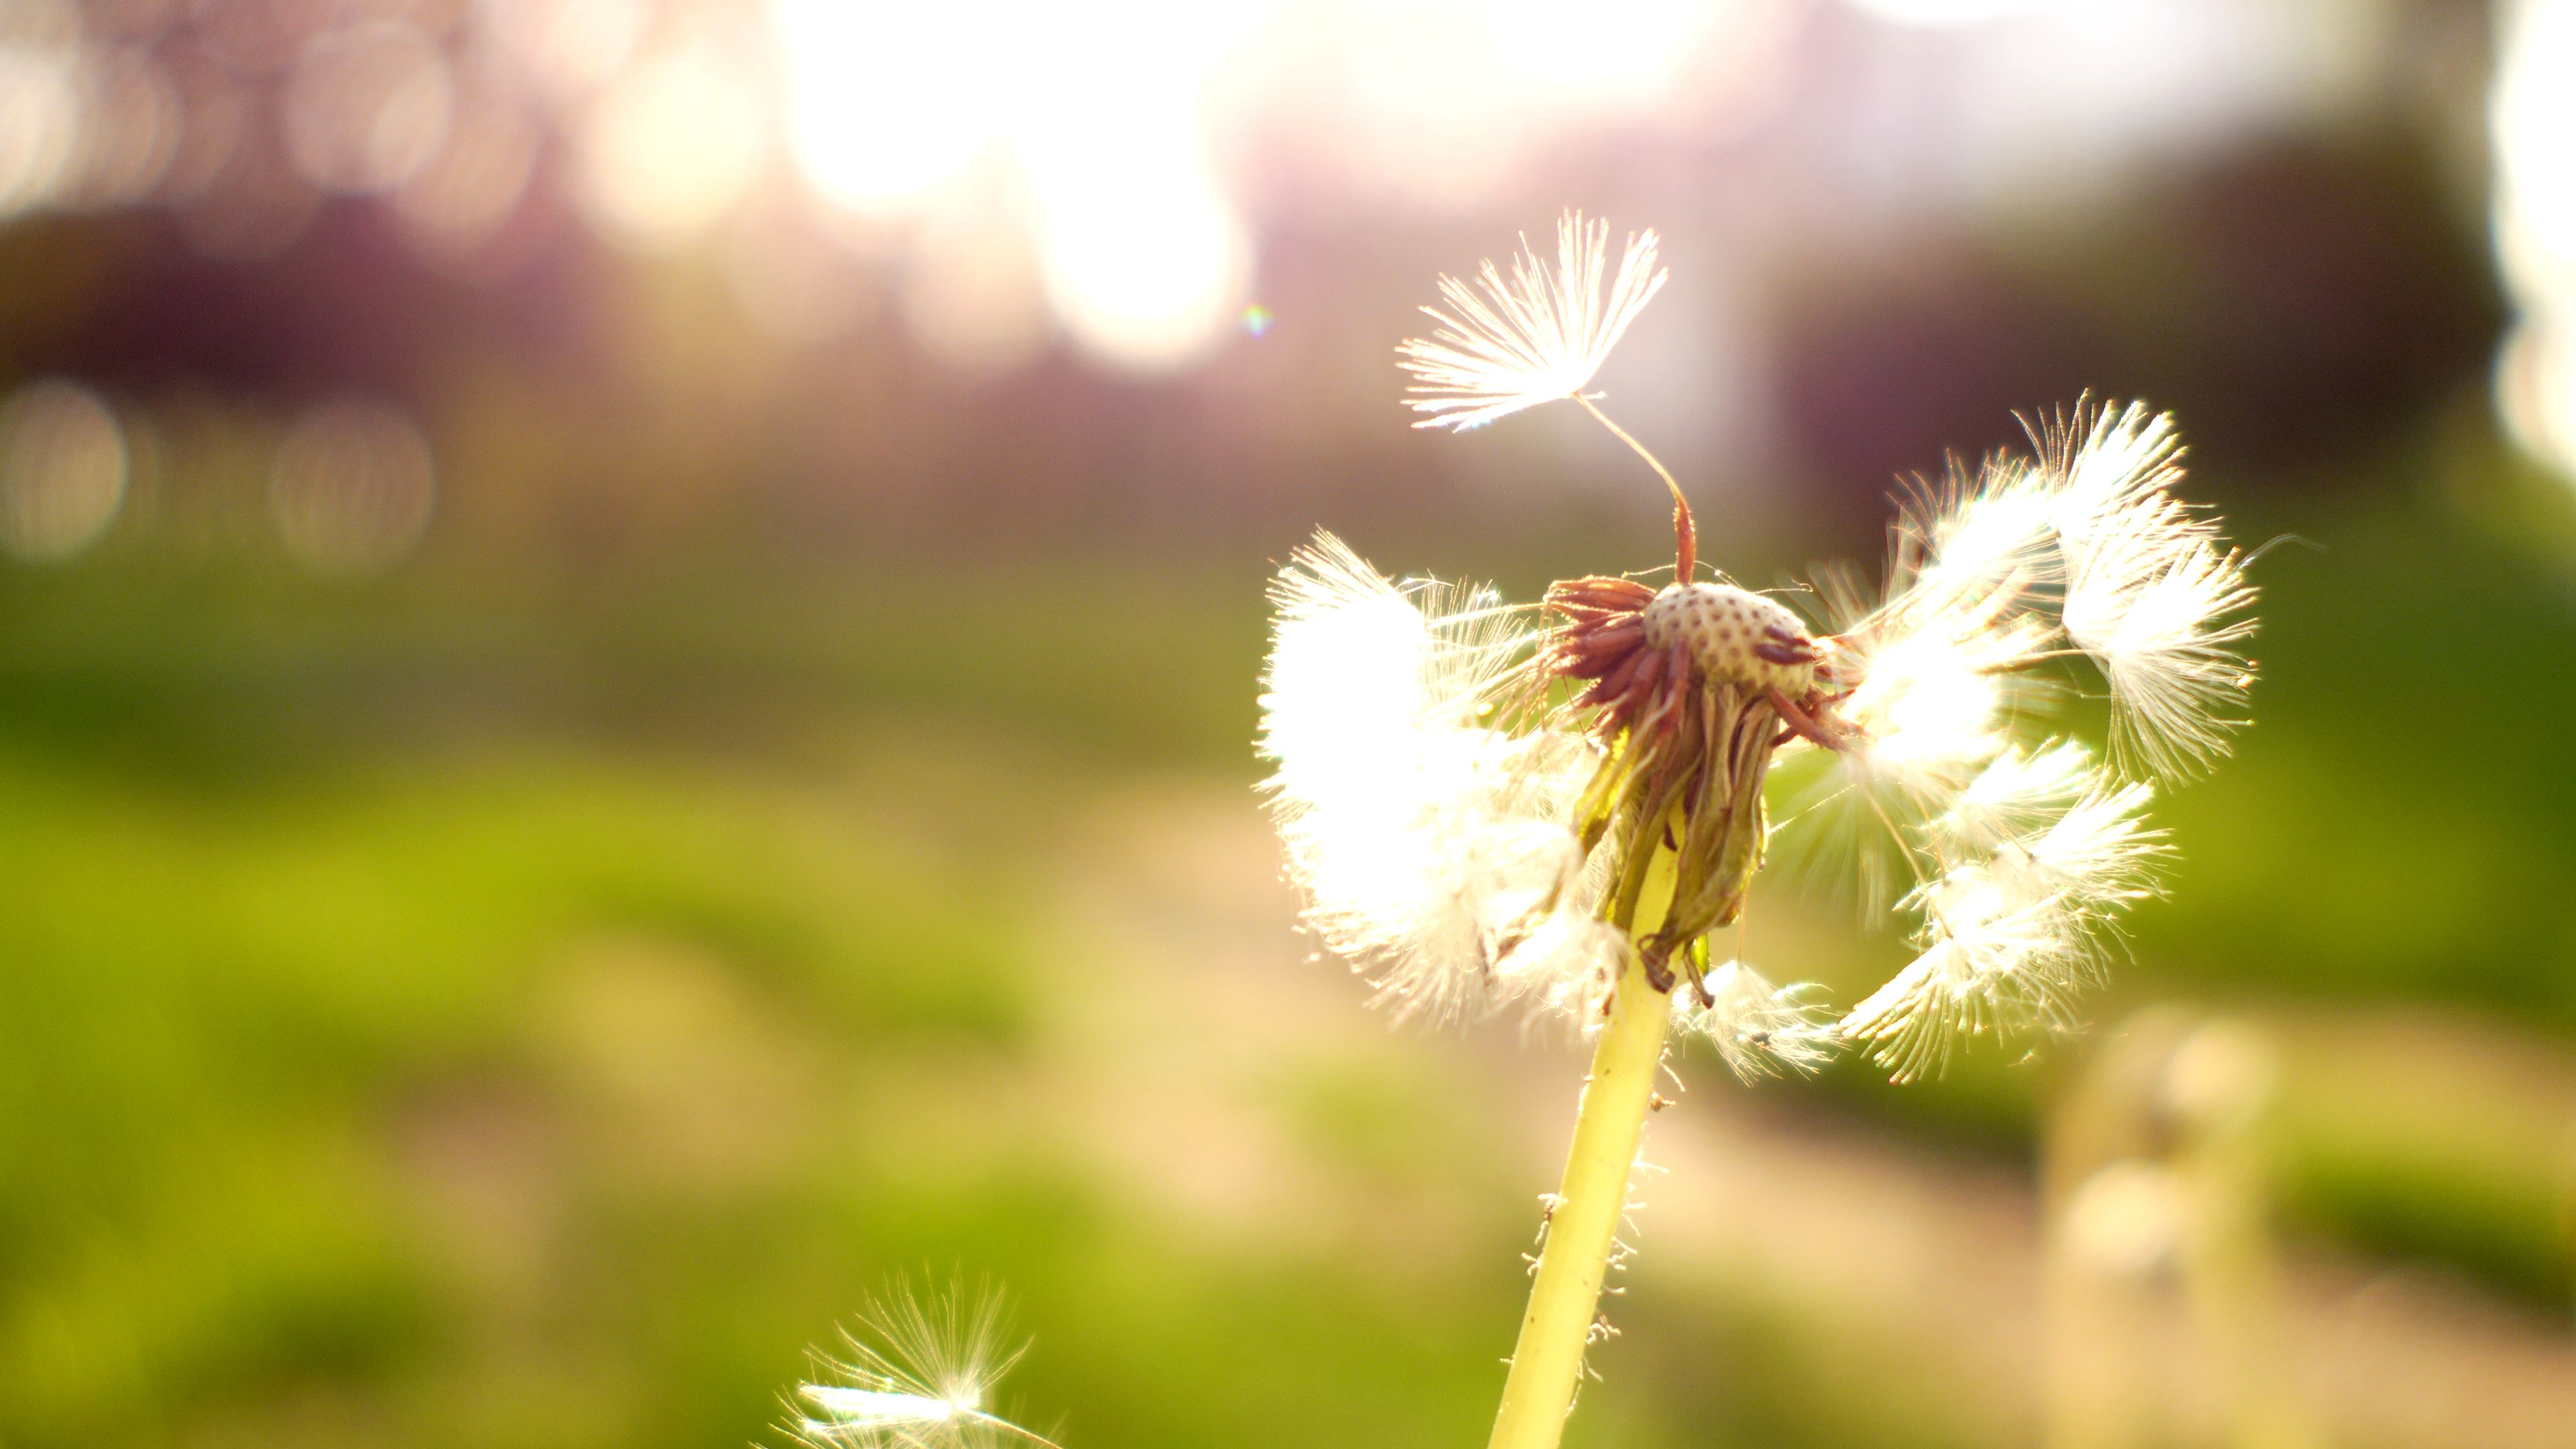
<box><xmin>1486</xmin><ymin>950</ymin><xmax>1673</xmax><ymax>1449</ymax></box>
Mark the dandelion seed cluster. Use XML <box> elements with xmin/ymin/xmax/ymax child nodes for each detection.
<box><xmin>1259</xmin><ymin>212</ymin><xmax>2257</xmax><ymax>1083</ymax></box>
<box><xmin>1262</xmin><ymin>534</ymin><xmax>1616</xmax><ymax>1026</ymax></box>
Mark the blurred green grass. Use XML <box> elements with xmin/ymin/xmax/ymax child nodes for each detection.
<box><xmin>0</xmin><ymin>739</ymin><xmax>1020</xmax><ymax>1443</ymax></box>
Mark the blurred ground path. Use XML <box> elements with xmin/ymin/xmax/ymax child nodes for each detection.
<box><xmin>1639</xmin><ymin>1061</ymin><xmax>2576</xmax><ymax>1449</ymax></box>
<box><xmin>1046</xmin><ymin>777</ymin><xmax>2576</xmax><ymax>1449</ymax></box>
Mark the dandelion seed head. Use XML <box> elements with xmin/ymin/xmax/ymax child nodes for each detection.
<box><xmin>1856</xmin><ymin>403</ymin><xmax>2249</xmax><ymax>791</ymax></box>
<box><xmin>1397</xmin><ymin>210</ymin><xmax>1666</xmax><ymax>431</ymax></box>
<box><xmin>2024</xmin><ymin>402</ymin><xmax>2255</xmax><ymax>781</ymax></box>
<box><xmin>1769</xmin><ymin>604</ymin><xmax>2040</xmax><ymax>913</ymax></box>
<box><xmin>1911</xmin><ymin>462</ymin><xmax>2061</xmax><ymax>608</ymax></box>
<box><xmin>1499</xmin><ymin>913</ymin><xmax>1631</xmax><ymax>1025</ymax></box>
<box><xmin>1297</xmin><ymin>210</ymin><xmax>2262</xmax><ymax>1082</ymax></box>
<box><xmin>2062</xmin><ymin>1160</ymin><xmax>2189</xmax><ymax>1278</ymax></box>
<box><xmin>804</xmin><ymin>1385</ymin><xmax>964</xmax><ymax>1429</ymax></box>
<box><xmin>1772</xmin><ymin>397</ymin><xmax>2244</xmax><ymax>976</ymax></box>
<box><xmin>1846</xmin><ymin>630</ymin><xmax>2009</xmax><ymax>774</ymax></box>
<box><xmin>1642</xmin><ymin>582</ymin><xmax>1817</xmax><ymax>697</ymax></box>
<box><xmin>1836</xmin><ymin>501</ymin><xmax>2054</xmax><ymax>799</ymax></box>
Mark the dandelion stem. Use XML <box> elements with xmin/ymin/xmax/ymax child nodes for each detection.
<box><xmin>1574</xmin><ymin>393</ymin><xmax>1696</xmax><ymax>583</ymax></box>
<box><xmin>1487</xmin><ymin>948</ymin><xmax>1673</xmax><ymax>1449</ymax></box>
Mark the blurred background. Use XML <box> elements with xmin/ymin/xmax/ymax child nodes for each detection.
<box><xmin>3</xmin><ymin>0</ymin><xmax>2574</xmax><ymax>1444</ymax></box>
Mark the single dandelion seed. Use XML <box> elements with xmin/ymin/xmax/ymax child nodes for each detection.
<box><xmin>1933</xmin><ymin>741</ymin><xmax>2100</xmax><ymax>854</ymax></box>
<box><xmin>2064</xmin><ymin>522</ymin><xmax>2258</xmax><ymax>780</ymax></box>
<box><xmin>1994</xmin><ymin>780</ymin><xmax>2168</xmax><ymax>923</ymax></box>
<box><xmin>1398</xmin><ymin>208</ymin><xmax>1696</xmax><ymax>577</ymax></box>
<box><xmin>2040</xmin><ymin>400</ymin><xmax>2192</xmax><ymax>560</ymax></box>
<box><xmin>1673</xmin><ymin>959</ymin><xmax>1837</xmax><ymax>1082</ymax></box>
<box><xmin>1398</xmin><ymin>211</ymin><xmax>1666</xmax><ymax>434</ymax></box>
<box><xmin>1264</xmin><ymin>219</ymin><xmax>2259</xmax><ymax>1449</ymax></box>
<box><xmin>792</xmin><ymin>1280</ymin><xmax>1061</xmax><ymax>1449</ymax></box>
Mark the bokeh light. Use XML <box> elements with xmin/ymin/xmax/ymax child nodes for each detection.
<box><xmin>2494</xmin><ymin>0</ymin><xmax>2576</xmax><ymax>477</ymax></box>
<box><xmin>175</xmin><ymin>95</ymin><xmax>322</xmax><ymax>258</ymax></box>
<box><xmin>576</xmin><ymin>36</ymin><xmax>769</xmax><ymax>252</ymax></box>
<box><xmin>192</xmin><ymin>0</ymin><xmax>338</xmax><ymax>77</ymax></box>
<box><xmin>2061</xmin><ymin>1161</ymin><xmax>2186</xmax><ymax>1278</ymax></box>
<box><xmin>1035</xmin><ymin>156</ymin><xmax>1250</xmax><ymax>373</ymax></box>
<box><xmin>0</xmin><ymin>7</ymin><xmax>2570</xmax><ymax>1449</ymax></box>
<box><xmin>897</xmin><ymin>194</ymin><xmax>1050</xmax><ymax>373</ymax></box>
<box><xmin>0</xmin><ymin>378</ymin><xmax>129</xmax><ymax>562</ymax></box>
<box><xmin>771</xmin><ymin>0</ymin><xmax>995</xmax><ymax>219</ymax></box>
<box><xmin>71</xmin><ymin>43</ymin><xmax>180</xmax><ymax>204</ymax></box>
<box><xmin>2496</xmin><ymin>324</ymin><xmax>2576</xmax><ymax>475</ymax></box>
<box><xmin>723</xmin><ymin>192</ymin><xmax>882</xmax><ymax>345</ymax></box>
<box><xmin>482</xmin><ymin>0</ymin><xmax>652</xmax><ymax>101</ymax></box>
<box><xmin>158</xmin><ymin>44</ymin><xmax>252</xmax><ymax>202</ymax></box>
<box><xmin>0</xmin><ymin>0</ymin><xmax>2384</xmax><ymax>380</ymax></box>
<box><xmin>269</xmin><ymin>397</ymin><xmax>436</xmax><ymax>576</ymax></box>
<box><xmin>392</xmin><ymin>59</ymin><xmax>540</xmax><ymax>262</ymax></box>
<box><xmin>1846</xmin><ymin>0</ymin><xmax>2033</xmax><ymax>24</ymax></box>
<box><xmin>770</xmin><ymin>0</ymin><xmax>1269</xmax><ymax>370</ymax></box>
<box><xmin>1489</xmin><ymin>0</ymin><xmax>1731</xmax><ymax>104</ymax></box>
<box><xmin>0</xmin><ymin>30</ymin><xmax>82</xmax><ymax>220</ymax></box>
<box><xmin>282</xmin><ymin>21</ymin><xmax>452</xmax><ymax>194</ymax></box>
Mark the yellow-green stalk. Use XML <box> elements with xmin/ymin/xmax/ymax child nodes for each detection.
<box><xmin>1487</xmin><ymin>951</ymin><xmax>1671</xmax><ymax>1449</ymax></box>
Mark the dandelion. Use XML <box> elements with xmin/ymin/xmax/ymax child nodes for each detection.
<box><xmin>1259</xmin><ymin>211</ymin><xmax>2257</xmax><ymax>1449</ymax></box>
<box><xmin>793</xmin><ymin>1280</ymin><xmax>1060</xmax><ymax>1449</ymax></box>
